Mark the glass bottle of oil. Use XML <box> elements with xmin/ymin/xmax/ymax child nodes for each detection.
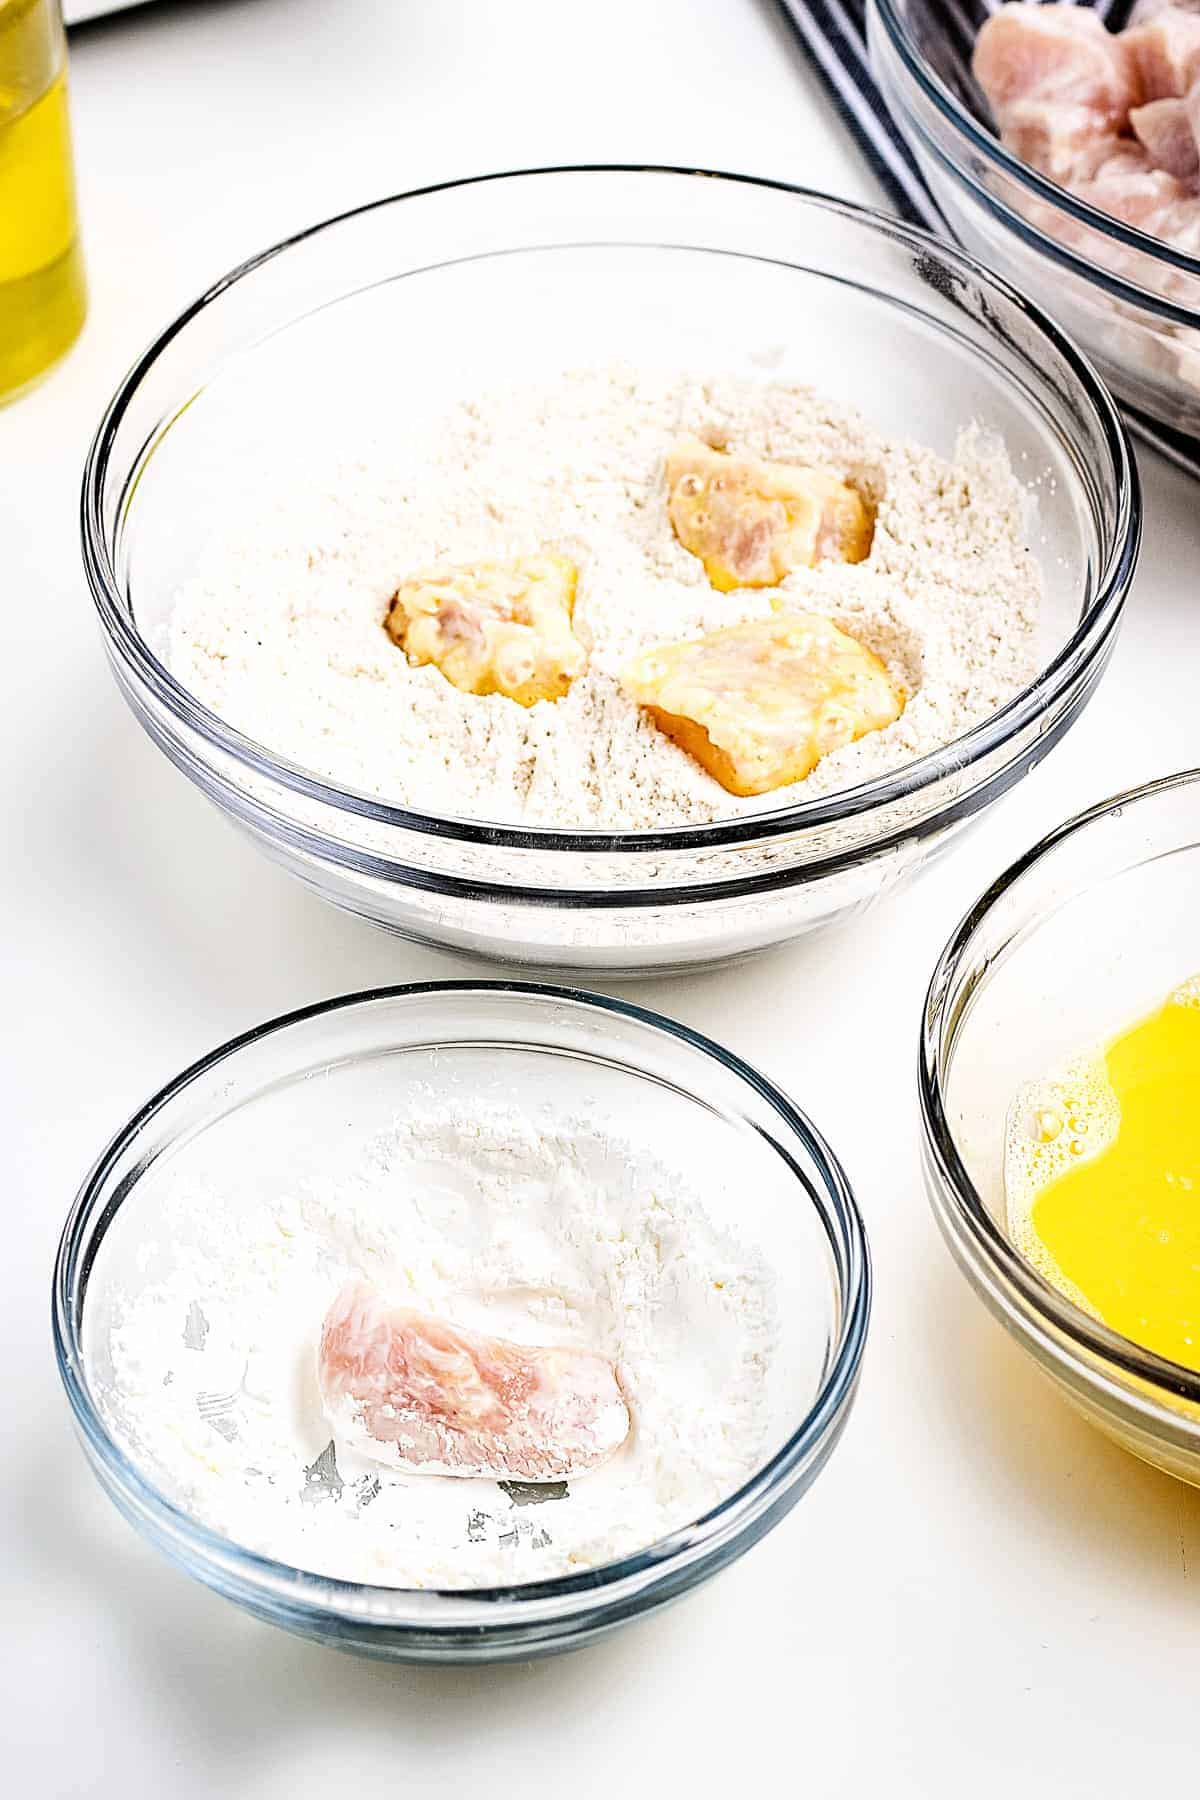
<box><xmin>0</xmin><ymin>0</ymin><xmax>86</xmax><ymax>402</ymax></box>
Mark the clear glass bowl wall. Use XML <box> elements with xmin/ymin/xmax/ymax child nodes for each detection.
<box><xmin>922</xmin><ymin>772</ymin><xmax>1200</xmax><ymax>1486</ymax></box>
<box><xmin>870</xmin><ymin>0</ymin><xmax>1200</xmax><ymax>437</ymax></box>
<box><xmin>84</xmin><ymin>168</ymin><xmax>1136</xmax><ymax>973</ymax></box>
<box><xmin>54</xmin><ymin>983</ymin><xmax>870</xmax><ymax>1662</ymax></box>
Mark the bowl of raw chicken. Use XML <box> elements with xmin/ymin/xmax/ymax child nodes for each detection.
<box><xmin>870</xmin><ymin>0</ymin><xmax>1200</xmax><ymax>435</ymax></box>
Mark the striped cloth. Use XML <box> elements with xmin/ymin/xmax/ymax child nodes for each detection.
<box><xmin>774</xmin><ymin>0</ymin><xmax>1200</xmax><ymax>476</ymax></box>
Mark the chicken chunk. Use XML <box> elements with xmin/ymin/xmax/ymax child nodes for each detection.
<box><xmin>664</xmin><ymin>436</ymin><xmax>872</xmax><ymax>593</ymax></box>
<box><xmin>1133</xmin><ymin>0</ymin><xmax>1200</xmax><ymax>22</ymax></box>
<box><xmin>998</xmin><ymin>100</ymin><xmax>1123</xmax><ymax>184</ymax></box>
<box><xmin>1123</xmin><ymin>11</ymin><xmax>1200</xmax><ymax>99</ymax></box>
<box><xmin>974</xmin><ymin>4</ymin><xmax>1141</xmax><ymax>137</ymax></box>
<box><xmin>1078</xmin><ymin>140</ymin><xmax>1192</xmax><ymax>230</ymax></box>
<box><xmin>621</xmin><ymin>613</ymin><xmax>905</xmax><ymax>798</ymax></box>
<box><xmin>1130</xmin><ymin>95</ymin><xmax>1200</xmax><ymax>175</ymax></box>
<box><xmin>317</xmin><ymin>1281</ymin><xmax>630</xmax><ymax>1481</ymax></box>
<box><xmin>1085</xmin><ymin>136</ymin><xmax>1185</xmax><ymax>194</ymax></box>
<box><xmin>385</xmin><ymin>553</ymin><xmax>585</xmax><ymax>707</ymax></box>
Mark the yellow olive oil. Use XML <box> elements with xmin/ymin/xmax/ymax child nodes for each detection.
<box><xmin>0</xmin><ymin>0</ymin><xmax>86</xmax><ymax>401</ymax></box>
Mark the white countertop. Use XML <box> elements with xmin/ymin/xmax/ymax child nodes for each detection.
<box><xmin>6</xmin><ymin>0</ymin><xmax>1199</xmax><ymax>1791</ymax></box>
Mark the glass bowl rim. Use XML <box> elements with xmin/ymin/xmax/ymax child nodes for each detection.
<box><xmin>920</xmin><ymin>766</ymin><xmax>1200</xmax><ymax>1408</ymax></box>
<box><xmin>82</xmin><ymin>163</ymin><xmax>1139</xmax><ymax>858</ymax></box>
<box><xmin>53</xmin><ymin>977</ymin><xmax>871</xmax><ymax>1632</ymax></box>
<box><xmin>870</xmin><ymin>0</ymin><xmax>1200</xmax><ymax>302</ymax></box>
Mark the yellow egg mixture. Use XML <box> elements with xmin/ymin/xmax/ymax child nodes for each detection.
<box><xmin>1006</xmin><ymin>977</ymin><xmax>1200</xmax><ymax>1369</ymax></box>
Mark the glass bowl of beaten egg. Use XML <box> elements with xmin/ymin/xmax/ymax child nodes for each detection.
<box><xmin>922</xmin><ymin>770</ymin><xmax>1200</xmax><ymax>1486</ymax></box>
<box><xmin>870</xmin><ymin>0</ymin><xmax>1200</xmax><ymax>438</ymax></box>
<box><xmin>82</xmin><ymin>167</ymin><xmax>1137</xmax><ymax>974</ymax></box>
<box><xmin>53</xmin><ymin>982</ymin><xmax>869</xmax><ymax>1662</ymax></box>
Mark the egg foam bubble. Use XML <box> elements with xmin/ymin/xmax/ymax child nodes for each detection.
<box><xmin>1003</xmin><ymin>973</ymin><xmax>1200</xmax><ymax>1358</ymax></box>
<box><xmin>1003</xmin><ymin>1051</ymin><xmax>1120</xmax><ymax>1315</ymax></box>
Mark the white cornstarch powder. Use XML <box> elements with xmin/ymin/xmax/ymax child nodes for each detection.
<box><xmin>169</xmin><ymin>367</ymin><xmax>1042</xmax><ymax>830</ymax></box>
<box><xmin>98</xmin><ymin>1103</ymin><xmax>778</xmax><ymax>1588</ymax></box>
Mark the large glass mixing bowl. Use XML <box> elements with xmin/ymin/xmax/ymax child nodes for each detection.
<box><xmin>83</xmin><ymin>167</ymin><xmax>1138</xmax><ymax>973</ymax></box>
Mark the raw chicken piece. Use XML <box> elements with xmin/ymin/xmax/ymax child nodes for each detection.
<box><xmin>1132</xmin><ymin>0</ymin><xmax>1200</xmax><ymax>23</ymax></box>
<box><xmin>385</xmin><ymin>553</ymin><xmax>585</xmax><ymax>708</ymax></box>
<box><xmin>317</xmin><ymin>1281</ymin><xmax>630</xmax><ymax>1481</ymax></box>
<box><xmin>973</xmin><ymin>5</ymin><xmax>1141</xmax><ymax>135</ymax></box>
<box><xmin>999</xmin><ymin>99</ymin><xmax>1123</xmax><ymax>183</ymax></box>
<box><xmin>1123</xmin><ymin>11</ymin><xmax>1200</xmax><ymax>99</ymax></box>
<box><xmin>1079</xmin><ymin>141</ymin><xmax>1190</xmax><ymax>227</ymax></box>
<box><xmin>664</xmin><ymin>436</ymin><xmax>872</xmax><ymax>592</ymax></box>
<box><xmin>1187</xmin><ymin>76</ymin><xmax>1200</xmax><ymax>178</ymax></box>
<box><xmin>621</xmin><ymin>612</ymin><xmax>904</xmax><ymax>798</ymax></box>
<box><xmin>1130</xmin><ymin>95</ymin><xmax>1200</xmax><ymax>175</ymax></box>
<box><xmin>1161</xmin><ymin>130</ymin><xmax>1200</xmax><ymax>243</ymax></box>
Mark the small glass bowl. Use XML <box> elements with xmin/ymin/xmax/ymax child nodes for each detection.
<box><xmin>922</xmin><ymin>771</ymin><xmax>1200</xmax><ymax>1486</ymax></box>
<box><xmin>53</xmin><ymin>982</ymin><xmax>870</xmax><ymax>1662</ymax></box>
<box><xmin>82</xmin><ymin>167</ymin><xmax>1138</xmax><ymax>974</ymax></box>
<box><xmin>870</xmin><ymin>0</ymin><xmax>1200</xmax><ymax>437</ymax></box>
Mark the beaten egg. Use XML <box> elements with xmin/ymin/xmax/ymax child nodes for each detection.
<box><xmin>1006</xmin><ymin>977</ymin><xmax>1200</xmax><ymax>1370</ymax></box>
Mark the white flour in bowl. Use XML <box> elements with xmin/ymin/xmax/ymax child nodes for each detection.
<box><xmin>168</xmin><ymin>367</ymin><xmax>1042</xmax><ymax>831</ymax></box>
<box><xmin>96</xmin><ymin>1102</ymin><xmax>778</xmax><ymax>1588</ymax></box>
